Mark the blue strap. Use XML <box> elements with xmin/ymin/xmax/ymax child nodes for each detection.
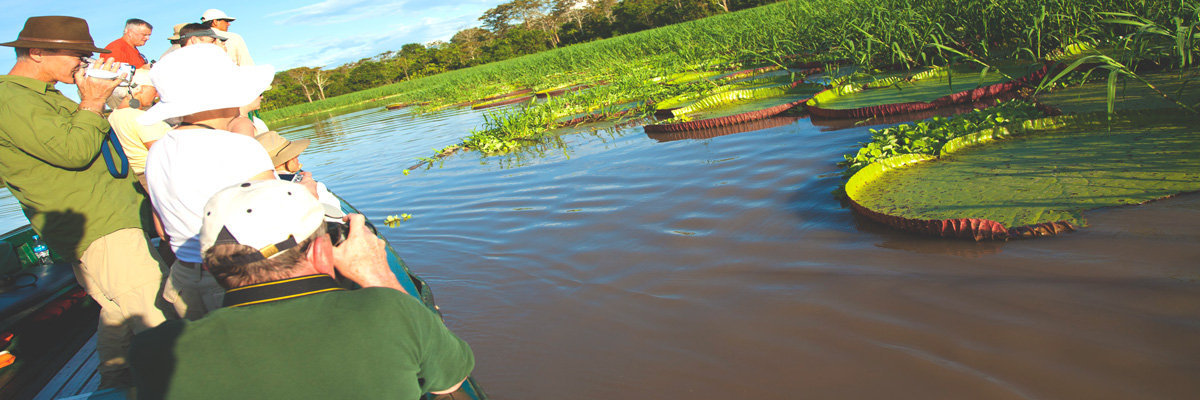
<box><xmin>100</xmin><ymin>128</ymin><xmax>129</xmax><ymax>179</ymax></box>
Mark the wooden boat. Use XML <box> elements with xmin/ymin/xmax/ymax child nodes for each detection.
<box><xmin>0</xmin><ymin>193</ymin><xmax>488</xmax><ymax>399</ymax></box>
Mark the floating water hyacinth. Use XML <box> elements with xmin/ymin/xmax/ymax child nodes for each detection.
<box><xmin>384</xmin><ymin>214</ymin><xmax>412</xmax><ymax>228</ymax></box>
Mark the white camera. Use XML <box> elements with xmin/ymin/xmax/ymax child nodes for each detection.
<box><xmin>82</xmin><ymin>58</ymin><xmax>135</xmax><ymax>86</ymax></box>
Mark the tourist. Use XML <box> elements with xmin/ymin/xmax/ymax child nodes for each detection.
<box><xmin>159</xmin><ymin>23</ymin><xmax>188</xmax><ymax>60</ymax></box>
<box><xmin>130</xmin><ymin>180</ymin><xmax>474</xmax><ymax>399</ymax></box>
<box><xmin>107</xmin><ymin>71</ymin><xmax>169</xmax><ymax>187</ymax></box>
<box><xmin>0</xmin><ymin>16</ymin><xmax>173</xmax><ymax>388</ymax></box>
<box><xmin>254</xmin><ymin>131</ymin><xmax>341</xmax><ymax>213</ymax></box>
<box><xmin>200</xmin><ymin>9</ymin><xmax>253</xmax><ymax>66</ymax></box>
<box><xmin>141</xmin><ymin>43</ymin><xmax>278</xmax><ymax>320</ymax></box>
<box><xmin>102</xmin><ymin>18</ymin><xmax>152</xmax><ymax>68</ymax></box>
<box><xmin>177</xmin><ymin>23</ymin><xmax>227</xmax><ymax>48</ymax></box>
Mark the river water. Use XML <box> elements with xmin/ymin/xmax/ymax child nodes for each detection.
<box><xmin>3</xmin><ymin>104</ymin><xmax>1198</xmax><ymax>398</ymax></box>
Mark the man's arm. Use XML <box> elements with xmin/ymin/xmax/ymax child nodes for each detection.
<box><xmin>1</xmin><ymin>58</ymin><xmax>127</xmax><ymax>169</ymax></box>
<box><xmin>1</xmin><ymin>98</ymin><xmax>108</xmax><ymax>169</ymax></box>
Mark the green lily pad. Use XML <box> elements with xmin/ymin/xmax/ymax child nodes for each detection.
<box><xmin>814</xmin><ymin>65</ymin><xmax>1036</xmax><ymax>110</ymax></box>
<box><xmin>1036</xmin><ymin>72</ymin><xmax>1200</xmax><ymax>114</ymax></box>
<box><xmin>851</xmin><ymin>113</ymin><xmax>1200</xmax><ymax>229</ymax></box>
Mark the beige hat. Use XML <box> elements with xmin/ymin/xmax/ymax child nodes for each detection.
<box><xmin>254</xmin><ymin>131</ymin><xmax>310</xmax><ymax>167</ymax></box>
<box><xmin>167</xmin><ymin>23</ymin><xmax>187</xmax><ymax>41</ymax></box>
<box><xmin>199</xmin><ymin>180</ymin><xmax>324</xmax><ymax>260</ymax></box>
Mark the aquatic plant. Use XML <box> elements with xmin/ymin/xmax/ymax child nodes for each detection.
<box><xmin>839</xmin><ymin>100</ymin><xmax>1045</xmax><ymax>176</ymax></box>
<box><xmin>844</xmin><ymin>112</ymin><xmax>1200</xmax><ymax>239</ymax></box>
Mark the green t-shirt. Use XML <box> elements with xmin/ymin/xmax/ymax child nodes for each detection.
<box><xmin>130</xmin><ymin>275</ymin><xmax>475</xmax><ymax>399</ymax></box>
<box><xmin>0</xmin><ymin>75</ymin><xmax>147</xmax><ymax>259</ymax></box>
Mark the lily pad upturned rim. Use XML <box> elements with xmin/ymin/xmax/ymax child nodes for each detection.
<box><xmin>843</xmin><ymin>112</ymin><xmax>1198</xmax><ymax>240</ymax></box>
<box><xmin>644</xmin><ymin>80</ymin><xmax>814</xmax><ymax>133</ymax></box>
<box><xmin>805</xmin><ymin>64</ymin><xmax>1052</xmax><ymax>119</ymax></box>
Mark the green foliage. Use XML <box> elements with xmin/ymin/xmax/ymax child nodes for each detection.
<box><xmin>840</xmin><ymin>100</ymin><xmax>1045</xmax><ymax>175</ymax></box>
<box><xmin>851</xmin><ymin>113</ymin><xmax>1200</xmax><ymax>228</ymax></box>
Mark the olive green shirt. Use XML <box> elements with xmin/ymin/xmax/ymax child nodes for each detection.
<box><xmin>130</xmin><ymin>275</ymin><xmax>475</xmax><ymax>399</ymax></box>
<box><xmin>0</xmin><ymin>75</ymin><xmax>147</xmax><ymax>259</ymax></box>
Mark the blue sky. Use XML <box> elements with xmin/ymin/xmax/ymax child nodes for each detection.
<box><xmin>0</xmin><ymin>0</ymin><xmax>505</xmax><ymax>72</ymax></box>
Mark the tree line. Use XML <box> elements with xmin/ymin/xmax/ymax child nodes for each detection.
<box><xmin>262</xmin><ymin>0</ymin><xmax>782</xmax><ymax>110</ymax></box>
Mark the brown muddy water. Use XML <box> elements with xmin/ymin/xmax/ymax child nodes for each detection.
<box><xmin>3</xmin><ymin>105</ymin><xmax>1197</xmax><ymax>399</ymax></box>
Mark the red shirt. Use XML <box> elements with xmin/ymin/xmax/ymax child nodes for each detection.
<box><xmin>101</xmin><ymin>38</ymin><xmax>146</xmax><ymax>68</ymax></box>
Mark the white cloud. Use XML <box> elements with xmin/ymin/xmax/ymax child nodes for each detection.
<box><xmin>273</xmin><ymin>12</ymin><xmax>481</xmax><ymax>69</ymax></box>
<box><xmin>269</xmin><ymin>0</ymin><xmax>408</xmax><ymax>26</ymax></box>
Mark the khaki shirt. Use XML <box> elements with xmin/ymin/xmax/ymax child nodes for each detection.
<box><xmin>0</xmin><ymin>75</ymin><xmax>148</xmax><ymax>259</ymax></box>
<box><xmin>108</xmin><ymin>108</ymin><xmax>170</xmax><ymax>175</ymax></box>
<box><xmin>214</xmin><ymin>30</ymin><xmax>254</xmax><ymax>66</ymax></box>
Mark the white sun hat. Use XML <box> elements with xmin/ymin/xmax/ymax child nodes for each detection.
<box><xmin>137</xmin><ymin>43</ymin><xmax>273</xmax><ymax>125</ymax></box>
<box><xmin>201</xmin><ymin>9</ymin><xmax>237</xmax><ymax>22</ymax></box>
<box><xmin>199</xmin><ymin>180</ymin><xmax>325</xmax><ymax>260</ymax></box>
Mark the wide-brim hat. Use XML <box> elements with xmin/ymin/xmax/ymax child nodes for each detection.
<box><xmin>200</xmin><ymin>180</ymin><xmax>325</xmax><ymax>260</ymax></box>
<box><xmin>167</xmin><ymin>23</ymin><xmax>188</xmax><ymax>41</ymax></box>
<box><xmin>138</xmin><ymin>43</ymin><xmax>274</xmax><ymax>125</ymax></box>
<box><xmin>0</xmin><ymin>16</ymin><xmax>109</xmax><ymax>53</ymax></box>
<box><xmin>254</xmin><ymin>131</ymin><xmax>310</xmax><ymax>167</ymax></box>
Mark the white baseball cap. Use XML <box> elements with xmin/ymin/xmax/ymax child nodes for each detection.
<box><xmin>201</xmin><ymin>9</ymin><xmax>236</xmax><ymax>22</ymax></box>
<box><xmin>199</xmin><ymin>180</ymin><xmax>325</xmax><ymax>261</ymax></box>
<box><xmin>137</xmin><ymin>43</ymin><xmax>274</xmax><ymax>125</ymax></box>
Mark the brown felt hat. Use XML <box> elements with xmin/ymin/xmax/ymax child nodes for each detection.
<box><xmin>1</xmin><ymin>16</ymin><xmax>109</xmax><ymax>53</ymax></box>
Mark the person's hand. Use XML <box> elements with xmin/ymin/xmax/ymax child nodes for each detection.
<box><xmin>332</xmin><ymin>214</ymin><xmax>406</xmax><ymax>292</ymax></box>
<box><xmin>75</xmin><ymin>58</ymin><xmax>125</xmax><ymax>114</ymax></box>
<box><xmin>295</xmin><ymin>171</ymin><xmax>319</xmax><ymax>198</ymax></box>
<box><xmin>75</xmin><ymin>58</ymin><xmax>124</xmax><ymax>101</ymax></box>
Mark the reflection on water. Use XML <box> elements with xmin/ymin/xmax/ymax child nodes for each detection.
<box><xmin>271</xmin><ymin>104</ymin><xmax>1200</xmax><ymax>399</ymax></box>
<box><xmin>7</xmin><ymin>95</ymin><xmax>1199</xmax><ymax>399</ymax></box>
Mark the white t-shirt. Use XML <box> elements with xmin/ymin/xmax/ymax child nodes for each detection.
<box><xmin>145</xmin><ymin>129</ymin><xmax>274</xmax><ymax>263</ymax></box>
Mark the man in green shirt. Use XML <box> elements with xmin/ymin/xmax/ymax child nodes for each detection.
<box><xmin>131</xmin><ymin>180</ymin><xmax>474</xmax><ymax>399</ymax></box>
<box><xmin>0</xmin><ymin>16</ymin><xmax>173</xmax><ymax>387</ymax></box>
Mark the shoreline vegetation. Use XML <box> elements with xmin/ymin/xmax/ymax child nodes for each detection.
<box><xmin>262</xmin><ymin>0</ymin><xmax>1200</xmax><ymax>239</ymax></box>
<box><xmin>262</xmin><ymin>0</ymin><xmax>1193</xmax><ymax>152</ymax></box>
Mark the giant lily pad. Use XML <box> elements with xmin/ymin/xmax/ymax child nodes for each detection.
<box><xmin>472</xmin><ymin>91</ymin><xmax>535</xmax><ymax>109</ymax></box>
<box><xmin>846</xmin><ymin>113</ymin><xmax>1200</xmax><ymax>240</ymax></box>
<box><xmin>645</xmin><ymin>81</ymin><xmax>823</xmax><ymax>133</ymax></box>
<box><xmin>807</xmin><ymin>64</ymin><xmax>1048</xmax><ymax>119</ymax></box>
<box><xmin>1036</xmin><ymin>72</ymin><xmax>1200</xmax><ymax>114</ymax></box>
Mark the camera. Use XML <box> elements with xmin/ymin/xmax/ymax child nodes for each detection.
<box><xmin>82</xmin><ymin>58</ymin><xmax>135</xmax><ymax>86</ymax></box>
<box><xmin>326</xmin><ymin>221</ymin><xmax>350</xmax><ymax>247</ymax></box>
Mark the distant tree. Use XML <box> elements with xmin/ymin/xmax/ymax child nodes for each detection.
<box><xmin>451</xmin><ymin>28</ymin><xmax>493</xmax><ymax>63</ymax></box>
<box><xmin>284</xmin><ymin>67</ymin><xmax>318</xmax><ymax>102</ymax></box>
<box><xmin>612</xmin><ymin>0</ymin><xmax>660</xmax><ymax>33</ymax></box>
<box><xmin>650</xmin><ymin>0</ymin><xmax>724</xmax><ymax>27</ymax></box>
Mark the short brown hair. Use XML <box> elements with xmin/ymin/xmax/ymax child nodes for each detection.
<box><xmin>203</xmin><ymin>224</ymin><xmax>326</xmax><ymax>288</ymax></box>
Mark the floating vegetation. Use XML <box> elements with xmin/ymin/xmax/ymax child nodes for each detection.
<box><xmin>839</xmin><ymin>100</ymin><xmax>1047</xmax><ymax>176</ymax></box>
<box><xmin>806</xmin><ymin>64</ymin><xmax>1049</xmax><ymax>119</ymax></box>
<box><xmin>845</xmin><ymin>112</ymin><xmax>1200</xmax><ymax>240</ymax></box>
<box><xmin>646</xmin><ymin>81</ymin><xmax>822</xmax><ymax>133</ymax></box>
<box><xmin>383</xmin><ymin>214</ymin><xmax>413</xmax><ymax>228</ymax></box>
<box><xmin>1036</xmin><ymin>72</ymin><xmax>1200</xmax><ymax>114</ymax></box>
<box><xmin>645</xmin><ymin>115</ymin><xmax>802</xmax><ymax>142</ymax></box>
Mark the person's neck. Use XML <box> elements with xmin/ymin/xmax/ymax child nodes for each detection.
<box><xmin>8</xmin><ymin>62</ymin><xmax>57</xmax><ymax>84</ymax></box>
<box><xmin>179</xmin><ymin>108</ymin><xmax>240</xmax><ymax>130</ymax></box>
<box><xmin>122</xmin><ymin>36</ymin><xmax>139</xmax><ymax>47</ymax></box>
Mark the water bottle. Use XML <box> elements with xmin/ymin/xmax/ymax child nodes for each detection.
<box><xmin>31</xmin><ymin>234</ymin><xmax>52</xmax><ymax>265</ymax></box>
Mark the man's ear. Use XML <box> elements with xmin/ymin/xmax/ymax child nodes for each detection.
<box><xmin>307</xmin><ymin>234</ymin><xmax>336</xmax><ymax>277</ymax></box>
<box><xmin>27</xmin><ymin>48</ymin><xmax>45</xmax><ymax>62</ymax></box>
